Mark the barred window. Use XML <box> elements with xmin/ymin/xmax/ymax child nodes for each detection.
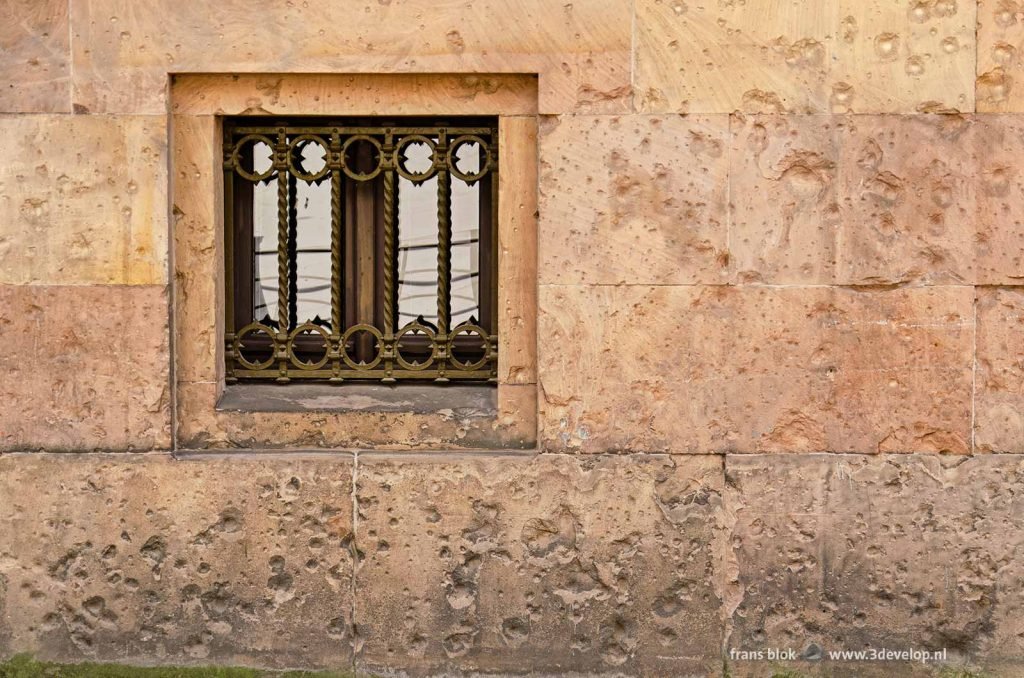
<box><xmin>222</xmin><ymin>118</ymin><xmax>498</xmax><ymax>383</ymax></box>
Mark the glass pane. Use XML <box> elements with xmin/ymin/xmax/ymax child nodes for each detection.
<box><xmin>252</xmin><ymin>142</ymin><xmax>278</xmax><ymax>324</ymax></box>
<box><xmin>293</xmin><ymin>174</ymin><xmax>331</xmax><ymax>325</ymax></box>
<box><xmin>396</xmin><ymin>175</ymin><xmax>440</xmax><ymax>326</ymax></box>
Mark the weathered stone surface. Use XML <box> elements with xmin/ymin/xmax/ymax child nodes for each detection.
<box><xmin>636</xmin><ymin>0</ymin><xmax>975</xmax><ymax>114</ymax></box>
<box><xmin>0</xmin><ymin>1</ymin><xmax>70</xmax><ymax>113</ymax></box>
<box><xmin>539</xmin><ymin>285</ymin><xmax>973</xmax><ymax>454</ymax></box>
<box><xmin>977</xmin><ymin>0</ymin><xmax>1024</xmax><ymax>112</ymax></box>
<box><xmin>731</xmin><ymin>114</ymin><xmax>1024</xmax><ymax>285</ymax></box>
<box><xmin>976</xmin><ymin>289</ymin><xmax>1024</xmax><ymax>453</ymax></box>
<box><xmin>0</xmin><ymin>114</ymin><xmax>167</xmax><ymax>285</ymax></box>
<box><xmin>725</xmin><ymin>454</ymin><xmax>1024</xmax><ymax>676</ymax></box>
<box><xmin>0</xmin><ymin>453</ymin><xmax>355</xmax><ymax>669</ymax></box>
<box><xmin>975</xmin><ymin>115</ymin><xmax>1024</xmax><ymax>284</ymax></box>
<box><xmin>0</xmin><ymin>285</ymin><xmax>170</xmax><ymax>452</ymax></box>
<box><xmin>171</xmin><ymin>73</ymin><xmax>539</xmax><ymax>117</ymax></box>
<box><xmin>354</xmin><ymin>453</ymin><xmax>724</xmax><ymax>676</ymax></box>
<box><xmin>539</xmin><ymin>114</ymin><xmax>729</xmax><ymax>285</ymax></box>
<box><xmin>71</xmin><ymin>0</ymin><xmax>630</xmax><ymax>115</ymax></box>
<box><xmin>176</xmin><ymin>382</ymin><xmax>536</xmax><ymax>452</ymax></box>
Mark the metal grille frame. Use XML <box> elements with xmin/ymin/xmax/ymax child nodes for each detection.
<box><xmin>222</xmin><ymin>119</ymin><xmax>499</xmax><ymax>384</ymax></box>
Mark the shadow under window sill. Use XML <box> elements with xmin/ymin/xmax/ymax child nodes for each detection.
<box><xmin>216</xmin><ymin>382</ymin><xmax>497</xmax><ymax>416</ymax></box>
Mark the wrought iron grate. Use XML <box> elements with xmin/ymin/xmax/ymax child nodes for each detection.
<box><xmin>223</xmin><ymin>119</ymin><xmax>498</xmax><ymax>383</ymax></box>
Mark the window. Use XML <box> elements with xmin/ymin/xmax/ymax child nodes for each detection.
<box><xmin>223</xmin><ymin>117</ymin><xmax>498</xmax><ymax>384</ymax></box>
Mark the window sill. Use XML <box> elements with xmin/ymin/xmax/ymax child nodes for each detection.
<box><xmin>216</xmin><ymin>382</ymin><xmax>497</xmax><ymax>416</ymax></box>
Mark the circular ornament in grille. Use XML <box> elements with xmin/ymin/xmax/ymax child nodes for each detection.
<box><xmin>395</xmin><ymin>322</ymin><xmax>437</xmax><ymax>371</ymax></box>
<box><xmin>231</xmin><ymin>134</ymin><xmax>276</xmax><ymax>182</ymax></box>
<box><xmin>287</xmin><ymin>323</ymin><xmax>331</xmax><ymax>370</ymax></box>
<box><xmin>447</xmin><ymin>324</ymin><xmax>491</xmax><ymax>371</ymax></box>
<box><xmin>341</xmin><ymin>135</ymin><xmax>384</xmax><ymax>181</ymax></box>
<box><xmin>394</xmin><ymin>135</ymin><xmax>438</xmax><ymax>182</ymax></box>
<box><xmin>447</xmin><ymin>135</ymin><xmax>491</xmax><ymax>183</ymax></box>
<box><xmin>234</xmin><ymin>322</ymin><xmax>278</xmax><ymax>370</ymax></box>
<box><xmin>341</xmin><ymin>324</ymin><xmax>384</xmax><ymax>370</ymax></box>
<box><xmin>287</xmin><ymin>135</ymin><xmax>330</xmax><ymax>181</ymax></box>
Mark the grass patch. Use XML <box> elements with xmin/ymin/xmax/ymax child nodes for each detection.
<box><xmin>0</xmin><ymin>655</ymin><xmax>354</xmax><ymax>678</ymax></box>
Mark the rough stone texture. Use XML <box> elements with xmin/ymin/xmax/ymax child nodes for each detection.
<box><xmin>539</xmin><ymin>285</ymin><xmax>973</xmax><ymax>454</ymax></box>
<box><xmin>70</xmin><ymin>0</ymin><xmax>630</xmax><ymax>115</ymax></box>
<box><xmin>975</xmin><ymin>115</ymin><xmax>1024</xmax><ymax>284</ymax></box>
<box><xmin>977</xmin><ymin>0</ymin><xmax>1024</xmax><ymax>111</ymax></box>
<box><xmin>976</xmin><ymin>288</ymin><xmax>1024</xmax><ymax>452</ymax></box>
<box><xmin>731</xmin><ymin>113</ymin><xmax>977</xmax><ymax>285</ymax></box>
<box><xmin>176</xmin><ymin>382</ymin><xmax>536</xmax><ymax>451</ymax></box>
<box><xmin>636</xmin><ymin>0</ymin><xmax>976</xmax><ymax>114</ymax></box>
<box><xmin>0</xmin><ymin>0</ymin><xmax>69</xmax><ymax>113</ymax></box>
<box><xmin>539</xmin><ymin>114</ymin><xmax>730</xmax><ymax>285</ymax></box>
<box><xmin>354</xmin><ymin>453</ymin><xmax>724</xmax><ymax>676</ymax></box>
<box><xmin>725</xmin><ymin>454</ymin><xmax>1024</xmax><ymax>677</ymax></box>
<box><xmin>0</xmin><ymin>453</ymin><xmax>355</xmax><ymax>670</ymax></box>
<box><xmin>0</xmin><ymin>114</ymin><xmax>167</xmax><ymax>285</ymax></box>
<box><xmin>0</xmin><ymin>285</ymin><xmax>170</xmax><ymax>452</ymax></box>
<box><xmin>171</xmin><ymin>73</ymin><xmax>539</xmax><ymax>117</ymax></box>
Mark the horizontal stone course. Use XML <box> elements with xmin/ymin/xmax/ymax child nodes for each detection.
<box><xmin>539</xmin><ymin>284</ymin><xmax>974</xmax><ymax>455</ymax></box>
<box><xmin>0</xmin><ymin>285</ymin><xmax>171</xmax><ymax>452</ymax></box>
<box><xmin>637</xmin><ymin>0</ymin><xmax>977</xmax><ymax>114</ymax></box>
<box><xmin>70</xmin><ymin>0</ymin><xmax>630</xmax><ymax>115</ymax></box>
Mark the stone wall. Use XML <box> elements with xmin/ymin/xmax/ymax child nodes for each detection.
<box><xmin>1</xmin><ymin>1</ymin><xmax>1024</xmax><ymax>675</ymax></box>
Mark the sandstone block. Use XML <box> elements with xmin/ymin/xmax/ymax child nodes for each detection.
<box><xmin>637</xmin><ymin>0</ymin><xmax>975</xmax><ymax>114</ymax></box>
<box><xmin>0</xmin><ymin>1</ymin><xmax>70</xmax><ymax>113</ymax></box>
<box><xmin>731</xmin><ymin>114</ymin><xmax>1021</xmax><ymax>285</ymax></box>
<box><xmin>539</xmin><ymin>285</ymin><xmax>973</xmax><ymax>454</ymax></box>
<box><xmin>539</xmin><ymin>114</ymin><xmax>730</xmax><ymax>285</ymax></box>
<box><xmin>71</xmin><ymin>0</ymin><xmax>630</xmax><ymax>115</ymax></box>
<box><xmin>354</xmin><ymin>453</ymin><xmax>724</xmax><ymax>675</ymax></box>
<box><xmin>725</xmin><ymin>454</ymin><xmax>1024</xmax><ymax>675</ymax></box>
<box><xmin>976</xmin><ymin>289</ymin><xmax>1024</xmax><ymax>452</ymax></box>
<box><xmin>977</xmin><ymin>0</ymin><xmax>1024</xmax><ymax>111</ymax></box>
<box><xmin>0</xmin><ymin>115</ymin><xmax>167</xmax><ymax>285</ymax></box>
<box><xmin>0</xmin><ymin>453</ymin><xmax>355</xmax><ymax>669</ymax></box>
<box><xmin>0</xmin><ymin>285</ymin><xmax>170</xmax><ymax>452</ymax></box>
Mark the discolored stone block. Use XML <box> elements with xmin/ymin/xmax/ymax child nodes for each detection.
<box><xmin>538</xmin><ymin>114</ymin><xmax>730</xmax><ymax>285</ymax></box>
<box><xmin>832</xmin><ymin>0</ymin><xmax>976</xmax><ymax>114</ymax></box>
<box><xmin>974</xmin><ymin>114</ymin><xmax>1024</xmax><ymax>284</ymax></box>
<box><xmin>0</xmin><ymin>1</ymin><xmax>70</xmax><ymax>113</ymax></box>
<box><xmin>635</xmin><ymin>0</ymin><xmax>833</xmax><ymax>114</ymax></box>
<box><xmin>353</xmin><ymin>453</ymin><xmax>724</xmax><ymax>676</ymax></box>
<box><xmin>976</xmin><ymin>289</ymin><xmax>1024</xmax><ymax>452</ymax></box>
<box><xmin>0</xmin><ymin>114</ymin><xmax>167</xmax><ymax>285</ymax></box>
<box><xmin>977</xmin><ymin>0</ymin><xmax>1024</xmax><ymax>112</ymax></box>
<box><xmin>539</xmin><ymin>285</ymin><xmax>973</xmax><ymax>454</ymax></box>
<box><xmin>729</xmin><ymin>114</ymin><xmax>842</xmax><ymax>283</ymax></box>
<box><xmin>731</xmin><ymin>114</ymin><xmax>1005</xmax><ymax>285</ymax></box>
<box><xmin>636</xmin><ymin>0</ymin><xmax>976</xmax><ymax>114</ymax></box>
<box><xmin>0</xmin><ymin>285</ymin><xmax>170</xmax><ymax>452</ymax></box>
<box><xmin>70</xmin><ymin>0</ymin><xmax>630</xmax><ymax>115</ymax></box>
<box><xmin>0</xmin><ymin>453</ymin><xmax>355</xmax><ymax>669</ymax></box>
<box><xmin>725</xmin><ymin>454</ymin><xmax>1024</xmax><ymax>675</ymax></box>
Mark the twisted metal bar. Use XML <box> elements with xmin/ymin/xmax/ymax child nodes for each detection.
<box><xmin>436</xmin><ymin>144</ymin><xmax>452</xmax><ymax>336</ymax></box>
<box><xmin>287</xmin><ymin>171</ymin><xmax>298</xmax><ymax>330</ymax></box>
<box><xmin>383</xmin><ymin>170</ymin><xmax>397</xmax><ymax>334</ymax></box>
<box><xmin>276</xmin><ymin>143</ymin><xmax>289</xmax><ymax>335</ymax></box>
<box><xmin>330</xmin><ymin>168</ymin><xmax>342</xmax><ymax>334</ymax></box>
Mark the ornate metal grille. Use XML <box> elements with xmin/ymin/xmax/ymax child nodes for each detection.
<box><xmin>223</xmin><ymin>119</ymin><xmax>498</xmax><ymax>383</ymax></box>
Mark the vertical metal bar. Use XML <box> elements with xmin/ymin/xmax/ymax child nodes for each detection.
<box><xmin>287</xmin><ymin>170</ymin><xmax>299</xmax><ymax>330</ymax></box>
<box><xmin>329</xmin><ymin>130</ymin><xmax>344</xmax><ymax>382</ymax></box>
<box><xmin>489</xmin><ymin>128</ymin><xmax>499</xmax><ymax>381</ymax></box>
<box><xmin>223</xmin><ymin>127</ymin><xmax>237</xmax><ymax>383</ymax></box>
<box><xmin>436</xmin><ymin>128</ymin><xmax>452</xmax><ymax>382</ymax></box>
<box><xmin>382</xmin><ymin>129</ymin><xmax>398</xmax><ymax>383</ymax></box>
<box><xmin>275</xmin><ymin>129</ymin><xmax>290</xmax><ymax>382</ymax></box>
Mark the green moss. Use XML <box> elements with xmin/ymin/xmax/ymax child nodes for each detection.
<box><xmin>936</xmin><ymin>668</ymin><xmax>992</xmax><ymax>678</ymax></box>
<box><xmin>0</xmin><ymin>654</ymin><xmax>355</xmax><ymax>678</ymax></box>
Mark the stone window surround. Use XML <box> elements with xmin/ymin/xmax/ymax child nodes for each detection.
<box><xmin>170</xmin><ymin>74</ymin><xmax>538</xmax><ymax>450</ymax></box>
